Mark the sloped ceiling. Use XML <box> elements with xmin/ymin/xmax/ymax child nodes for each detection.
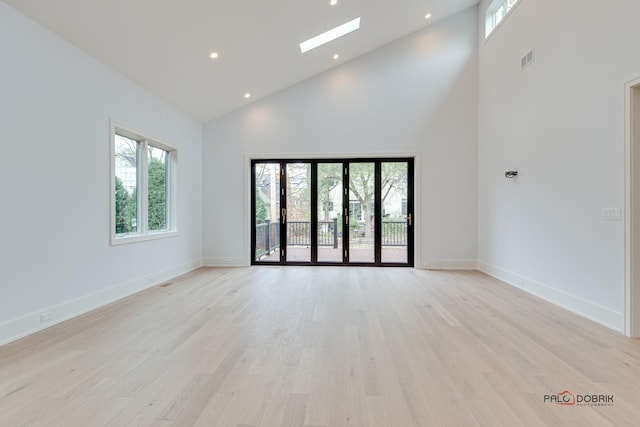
<box><xmin>2</xmin><ymin>0</ymin><xmax>479</xmax><ymax>122</ymax></box>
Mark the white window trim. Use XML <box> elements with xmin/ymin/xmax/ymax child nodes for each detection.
<box><xmin>485</xmin><ymin>0</ymin><xmax>522</xmax><ymax>40</ymax></box>
<box><xmin>110</xmin><ymin>121</ymin><xmax>178</xmax><ymax>245</ymax></box>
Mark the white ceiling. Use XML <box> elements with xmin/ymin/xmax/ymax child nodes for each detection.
<box><xmin>3</xmin><ymin>0</ymin><xmax>479</xmax><ymax>122</ymax></box>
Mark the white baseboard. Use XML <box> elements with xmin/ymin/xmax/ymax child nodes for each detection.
<box><xmin>3</xmin><ymin>257</ymin><xmax>623</xmax><ymax>346</ymax></box>
<box><xmin>420</xmin><ymin>259</ymin><xmax>478</xmax><ymax>270</ymax></box>
<box><xmin>478</xmin><ymin>261</ymin><xmax>624</xmax><ymax>333</ymax></box>
<box><xmin>0</xmin><ymin>258</ymin><xmax>203</xmax><ymax>347</ymax></box>
<box><xmin>203</xmin><ymin>257</ymin><xmax>248</xmax><ymax>267</ymax></box>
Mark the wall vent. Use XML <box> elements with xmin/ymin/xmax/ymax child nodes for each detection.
<box><xmin>521</xmin><ymin>48</ymin><xmax>535</xmax><ymax>70</ymax></box>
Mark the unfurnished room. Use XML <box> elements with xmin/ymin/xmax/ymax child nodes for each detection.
<box><xmin>1</xmin><ymin>0</ymin><xmax>640</xmax><ymax>425</ymax></box>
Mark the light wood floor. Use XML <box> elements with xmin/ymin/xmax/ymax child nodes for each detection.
<box><xmin>1</xmin><ymin>267</ymin><xmax>639</xmax><ymax>426</ymax></box>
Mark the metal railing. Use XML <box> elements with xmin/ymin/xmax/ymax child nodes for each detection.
<box><xmin>255</xmin><ymin>219</ymin><xmax>406</xmax><ymax>258</ymax></box>
<box><xmin>349</xmin><ymin>221</ymin><xmax>407</xmax><ymax>246</ymax></box>
<box><xmin>286</xmin><ymin>219</ymin><xmax>339</xmax><ymax>248</ymax></box>
<box><xmin>317</xmin><ymin>219</ymin><xmax>339</xmax><ymax>247</ymax></box>
<box><xmin>255</xmin><ymin>220</ymin><xmax>280</xmax><ymax>259</ymax></box>
<box><xmin>381</xmin><ymin>221</ymin><xmax>407</xmax><ymax>246</ymax></box>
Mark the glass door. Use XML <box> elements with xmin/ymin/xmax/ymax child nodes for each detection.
<box><xmin>347</xmin><ymin>162</ymin><xmax>376</xmax><ymax>263</ymax></box>
<box><xmin>317</xmin><ymin>163</ymin><xmax>344</xmax><ymax>263</ymax></box>
<box><xmin>253</xmin><ymin>162</ymin><xmax>281</xmax><ymax>263</ymax></box>
<box><xmin>251</xmin><ymin>158</ymin><xmax>413</xmax><ymax>266</ymax></box>
<box><xmin>285</xmin><ymin>162</ymin><xmax>311</xmax><ymax>262</ymax></box>
<box><xmin>381</xmin><ymin>161</ymin><xmax>411</xmax><ymax>264</ymax></box>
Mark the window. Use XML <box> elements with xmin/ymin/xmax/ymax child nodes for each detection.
<box><xmin>111</xmin><ymin>122</ymin><xmax>177</xmax><ymax>244</ymax></box>
<box><xmin>485</xmin><ymin>0</ymin><xmax>520</xmax><ymax>38</ymax></box>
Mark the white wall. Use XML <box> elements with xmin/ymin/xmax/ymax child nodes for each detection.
<box><xmin>3</xmin><ymin>0</ymin><xmax>630</xmax><ymax>344</ymax></box>
<box><xmin>203</xmin><ymin>7</ymin><xmax>479</xmax><ymax>268</ymax></box>
<box><xmin>477</xmin><ymin>0</ymin><xmax>640</xmax><ymax>331</ymax></box>
<box><xmin>0</xmin><ymin>2</ymin><xmax>203</xmax><ymax>344</ymax></box>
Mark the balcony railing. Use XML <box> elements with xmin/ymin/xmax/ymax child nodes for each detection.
<box><xmin>256</xmin><ymin>219</ymin><xmax>407</xmax><ymax>259</ymax></box>
<box><xmin>255</xmin><ymin>220</ymin><xmax>280</xmax><ymax>259</ymax></box>
<box><xmin>288</xmin><ymin>219</ymin><xmax>340</xmax><ymax>247</ymax></box>
<box><xmin>381</xmin><ymin>221</ymin><xmax>408</xmax><ymax>246</ymax></box>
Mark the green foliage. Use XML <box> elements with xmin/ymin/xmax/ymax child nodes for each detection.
<box><xmin>128</xmin><ymin>187</ymin><xmax>137</xmax><ymax>231</ymax></box>
<box><xmin>255</xmin><ymin>190</ymin><xmax>267</xmax><ymax>224</ymax></box>
<box><xmin>148</xmin><ymin>158</ymin><xmax>167</xmax><ymax>230</ymax></box>
<box><xmin>348</xmin><ymin>162</ymin><xmax>407</xmax><ymax>238</ymax></box>
<box><xmin>114</xmin><ymin>158</ymin><xmax>166</xmax><ymax>235</ymax></box>
<box><xmin>115</xmin><ymin>177</ymin><xmax>132</xmax><ymax>234</ymax></box>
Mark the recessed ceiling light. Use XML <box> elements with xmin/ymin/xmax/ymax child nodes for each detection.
<box><xmin>210</xmin><ymin>52</ymin><xmax>219</xmax><ymax>59</ymax></box>
<box><xmin>300</xmin><ymin>17</ymin><xmax>361</xmax><ymax>54</ymax></box>
<box><xmin>425</xmin><ymin>13</ymin><xmax>432</xmax><ymax>20</ymax></box>
<box><xmin>244</xmin><ymin>92</ymin><xmax>251</xmax><ymax>99</ymax></box>
<box><xmin>330</xmin><ymin>0</ymin><xmax>338</xmax><ymax>6</ymax></box>
<box><xmin>333</xmin><ymin>54</ymin><xmax>340</xmax><ymax>60</ymax></box>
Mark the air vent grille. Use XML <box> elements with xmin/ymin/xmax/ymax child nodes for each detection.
<box><xmin>521</xmin><ymin>48</ymin><xmax>535</xmax><ymax>70</ymax></box>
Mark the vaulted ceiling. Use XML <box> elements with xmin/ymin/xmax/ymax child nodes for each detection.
<box><xmin>3</xmin><ymin>0</ymin><xmax>479</xmax><ymax>122</ymax></box>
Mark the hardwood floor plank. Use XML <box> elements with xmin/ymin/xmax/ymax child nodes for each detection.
<box><xmin>191</xmin><ymin>392</ymin><xmax>233</xmax><ymax>427</ymax></box>
<box><xmin>303</xmin><ymin>375</ymin><xmax>328</xmax><ymax>426</ymax></box>
<box><xmin>291</xmin><ymin>348</ymin><xmax>316</xmax><ymax>394</ymax></box>
<box><xmin>0</xmin><ymin>267</ymin><xmax>639</xmax><ymax>426</ymax></box>
<box><xmin>281</xmin><ymin>393</ymin><xmax>308</xmax><ymax>427</ymax></box>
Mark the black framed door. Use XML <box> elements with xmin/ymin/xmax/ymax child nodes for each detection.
<box><xmin>252</xmin><ymin>158</ymin><xmax>414</xmax><ymax>266</ymax></box>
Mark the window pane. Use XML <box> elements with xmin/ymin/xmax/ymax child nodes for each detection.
<box><xmin>349</xmin><ymin>162</ymin><xmax>375</xmax><ymax>263</ymax></box>
<box><xmin>148</xmin><ymin>145</ymin><xmax>168</xmax><ymax>231</ymax></box>
<box><xmin>286</xmin><ymin>163</ymin><xmax>311</xmax><ymax>262</ymax></box>
<box><xmin>495</xmin><ymin>7</ymin><xmax>505</xmax><ymax>25</ymax></box>
<box><xmin>486</xmin><ymin>0</ymin><xmax>519</xmax><ymax>37</ymax></box>
<box><xmin>381</xmin><ymin>162</ymin><xmax>408</xmax><ymax>263</ymax></box>
<box><xmin>317</xmin><ymin>163</ymin><xmax>343</xmax><ymax>262</ymax></box>
<box><xmin>114</xmin><ymin>134</ymin><xmax>139</xmax><ymax>234</ymax></box>
<box><xmin>255</xmin><ymin>163</ymin><xmax>281</xmax><ymax>262</ymax></box>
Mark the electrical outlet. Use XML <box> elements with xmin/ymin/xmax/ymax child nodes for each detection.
<box><xmin>40</xmin><ymin>312</ymin><xmax>53</xmax><ymax>323</ymax></box>
<box><xmin>603</xmin><ymin>207</ymin><xmax>622</xmax><ymax>221</ymax></box>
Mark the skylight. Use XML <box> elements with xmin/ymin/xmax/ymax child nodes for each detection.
<box><xmin>299</xmin><ymin>17</ymin><xmax>361</xmax><ymax>54</ymax></box>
